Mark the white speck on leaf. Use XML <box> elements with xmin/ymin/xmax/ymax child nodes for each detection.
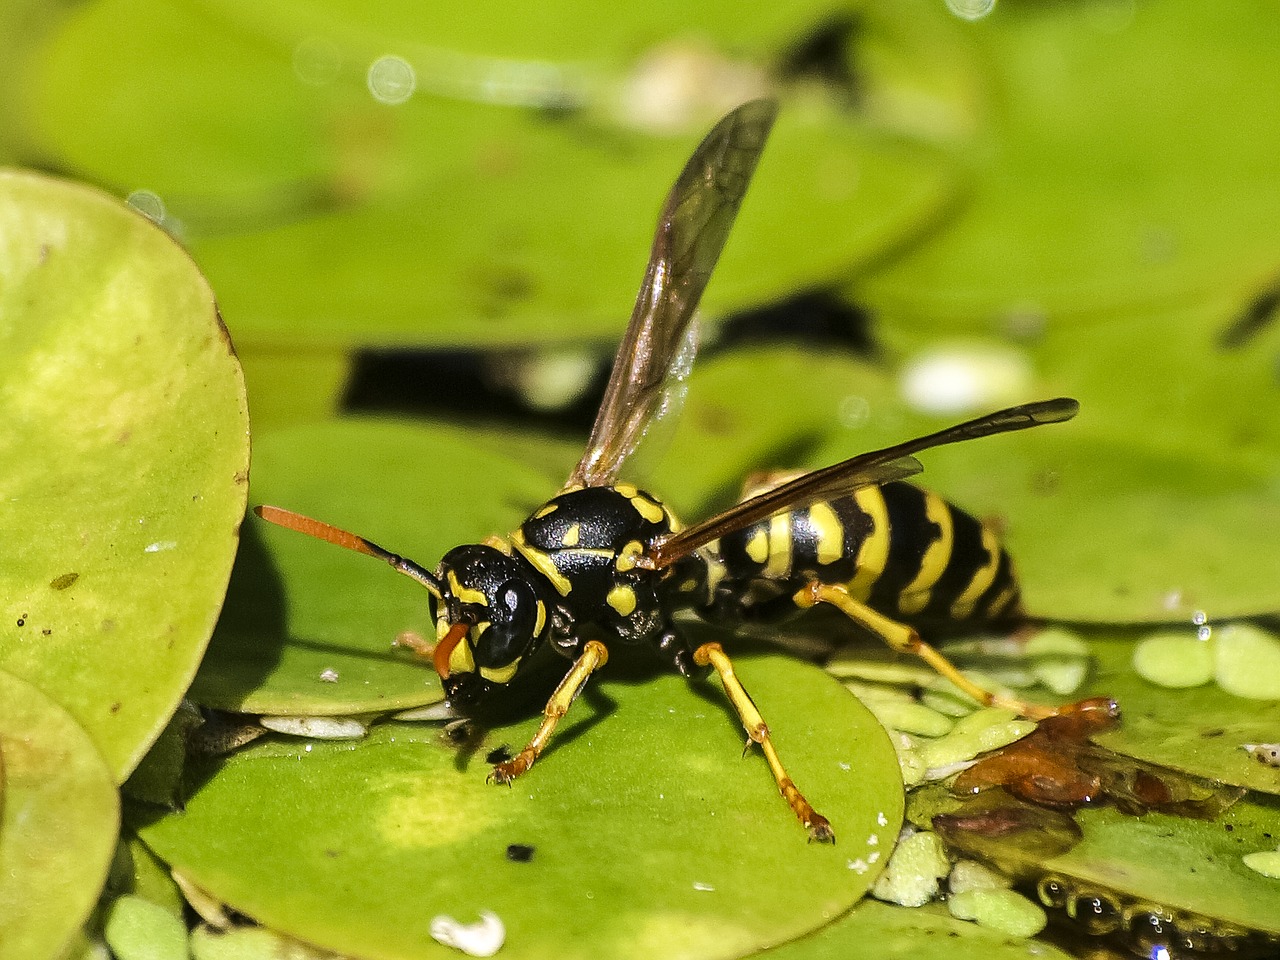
<box><xmin>430</xmin><ymin>911</ymin><xmax>506</xmax><ymax>957</ymax></box>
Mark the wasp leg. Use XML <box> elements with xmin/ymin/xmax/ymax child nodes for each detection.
<box><xmin>392</xmin><ymin>630</ymin><xmax>434</xmax><ymax>659</ymax></box>
<box><xmin>489</xmin><ymin>640</ymin><xmax>609</xmax><ymax>784</ymax></box>
<box><xmin>693</xmin><ymin>641</ymin><xmax>835</xmax><ymax>843</ymax></box>
<box><xmin>794</xmin><ymin>582</ymin><xmax>1055</xmax><ymax>721</ymax></box>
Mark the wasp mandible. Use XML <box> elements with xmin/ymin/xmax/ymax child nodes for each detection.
<box><xmin>257</xmin><ymin>100</ymin><xmax>1077</xmax><ymax>842</ymax></box>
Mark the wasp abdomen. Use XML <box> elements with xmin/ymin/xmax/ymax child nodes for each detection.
<box><xmin>711</xmin><ymin>481</ymin><xmax>1020</xmax><ymax>626</ymax></box>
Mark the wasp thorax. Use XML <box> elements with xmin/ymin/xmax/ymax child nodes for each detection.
<box><xmin>433</xmin><ymin>544</ymin><xmax>548</xmax><ymax>702</ymax></box>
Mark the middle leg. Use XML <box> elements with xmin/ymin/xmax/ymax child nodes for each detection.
<box><xmin>694</xmin><ymin>641</ymin><xmax>835</xmax><ymax>843</ymax></box>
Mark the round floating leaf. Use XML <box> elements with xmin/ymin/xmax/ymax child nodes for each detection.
<box><xmin>23</xmin><ymin>0</ymin><xmax>347</xmax><ymax>219</ymax></box>
<box><xmin>197</xmin><ymin>107</ymin><xmax>956</xmax><ymax>351</ymax></box>
<box><xmin>198</xmin><ymin>0</ymin><xmax>847</xmax><ymax>67</ymax></box>
<box><xmin>0</xmin><ymin>668</ymin><xmax>120</xmax><ymax>960</ymax></box>
<box><xmin>191</xmin><ymin>419</ymin><xmax>559</xmax><ymax>715</ymax></box>
<box><xmin>142</xmin><ymin>653</ymin><xmax>903</xmax><ymax>960</ymax></box>
<box><xmin>754</xmin><ymin>900</ymin><xmax>1073</xmax><ymax>960</ymax></box>
<box><xmin>859</xmin><ymin>0</ymin><xmax>1280</xmax><ymax>325</ymax></box>
<box><xmin>0</xmin><ymin>169</ymin><xmax>250</xmax><ymax>780</ymax></box>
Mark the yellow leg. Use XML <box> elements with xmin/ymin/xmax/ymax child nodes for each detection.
<box><xmin>490</xmin><ymin>640</ymin><xmax>609</xmax><ymax>784</ymax></box>
<box><xmin>795</xmin><ymin>582</ymin><xmax>1055</xmax><ymax>721</ymax></box>
<box><xmin>693</xmin><ymin>641</ymin><xmax>835</xmax><ymax>843</ymax></box>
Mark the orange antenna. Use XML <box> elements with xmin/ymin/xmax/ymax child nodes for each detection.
<box><xmin>254</xmin><ymin>505</ymin><xmax>442</xmax><ymax>598</ymax></box>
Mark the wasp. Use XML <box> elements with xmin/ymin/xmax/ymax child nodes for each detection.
<box><xmin>256</xmin><ymin>100</ymin><xmax>1077</xmax><ymax>842</ymax></box>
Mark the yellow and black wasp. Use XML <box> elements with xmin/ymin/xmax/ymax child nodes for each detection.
<box><xmin>256</xmin><ymin>100</ymin><xmax>1077</xmax><ymax>842</ymax></box>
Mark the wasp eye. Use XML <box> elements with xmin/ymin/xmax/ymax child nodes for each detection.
<box><xmin>474</xmin><ymin>578</ymin><xmax>538</xmax><ymax>668</ymax></box>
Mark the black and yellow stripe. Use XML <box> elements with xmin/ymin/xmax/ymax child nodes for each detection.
<box><xmin>712</xmin><ymin>481</ymin><xmax>1020</xmax><ymax>626</ymax></box>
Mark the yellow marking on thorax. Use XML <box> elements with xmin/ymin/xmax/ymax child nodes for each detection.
<box><xmin>606</xmin><ymin>584</ymin><xmax>638</xmax><ymax>617</ymax></box>
<box><xmin>897</xmin><ymin>492</ymin><xmax>954</xmax><ymax>616</ymax></box>
<box><xmin>615</xmin><ymin>483</ymin><xmax>666</xmax><ymax>525</ymax></box>
<box><xmin>534</xmin><ymin>600</ymin><xmax>547</xmax><ymax>637</ymax></box>
<box><xmin>447</xmin><ymin>570</ymin><xmax>488</xmax><ymax>606</ymax></box>
<box><xmin>534</xmin><ymin>503</ymin><xmax>558</xmax><ymax>519</ymax></box>
<box><xmin>763</xmin><ymin>512</ymin><xmax>792</xmax><ymax>580</ymax></box>
<box><xmin>807</xmin><ymin>501</ymin><xmax>845</xmax><ymax>566</ymax></box>
<box><xmin>510</xmin><ymin>530</ymin><xmax>573</xmax><ymax>596</ymax></box>
<box><xmin>616</xmin><ymin>540</ymin><xmax>644</xmax><ymax>572</ymax></box>
<box><xmin>631</xmin><ymin>494</ymin><xmax>666</xmax><ymax>524</ymax></box>
<box><xmin>950</xmin><ymin>526</ymin><xmax>1001</xmax><ymax>620</ymax></box>
<box><xmin>846</xmin><ymin>486</ymin><xmax>890</xmax><ymax>599</ymax></box>
<box><xmin>745</xmin><ymin>528</ymin><xmax>769</xmax><ymax>564</ymax></box>
<box><xmin>480</xmin><ymin>656</ymin><xmax>521</xmax><ymax>684</ymax></box>
<box><xmin>562</xmin><ymin>523</ymin><xmax>581</xmax><ymax>547</ymax></box>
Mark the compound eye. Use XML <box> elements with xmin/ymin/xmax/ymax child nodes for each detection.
<box><xmin>475</xmin><ymin>578</ymin><xmax>538</xmax><ymax>667</ymax></box>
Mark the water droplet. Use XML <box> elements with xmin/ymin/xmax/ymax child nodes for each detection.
<box><xmin>944</xmin><ymin>0</ymin><xmax>996</xmax><ymax>22</ymax></box>
<box><xmin>126</xmin><ymin>189</ymin><xmax>166</xmax><ymax>224</ymax></box>
<box><xmin>368</xmin><ymin>55</ymin><xmax>416</xmax><ymax>104</ymax></box>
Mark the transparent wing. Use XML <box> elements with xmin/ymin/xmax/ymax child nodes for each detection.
<box><xmin>567</xmin><ymin>99</ymin><xmax>778</xmax><ymax>489</ymax></box>
<box><xmin>645</xmin><ymin>397</ymin><xmax>1079</xmax><ymax>569</ymax></box>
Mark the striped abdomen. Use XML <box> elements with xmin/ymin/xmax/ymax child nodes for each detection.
<box><xmin>709</xmin><ymin>481</ymin><xmax>1021</xmax><ymax>626</ymax></box>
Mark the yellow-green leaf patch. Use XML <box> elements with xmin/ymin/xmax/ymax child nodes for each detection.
<box><xmin>141</xmin><ymin>653</ymin><xmax>903</xmax><ymax>960</ymax></box>
<box><xmin>0</xmin><ymin>170</ymin><xmax>250</xmax><ymax>779</ymax></box>
<box><xmin>0</xmin><ymin>668</ymin><xmax>119</xmax><ymax>960</ymax></box>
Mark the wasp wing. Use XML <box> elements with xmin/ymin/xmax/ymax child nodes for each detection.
<box><xmin>645</xmin><ymin>397</ymin><xmax>1079</xmax><ymax>569</ymax></box>
<box><xmin>566</xmin><ymin>99</ymin><xmax>778</xmax><ymax>489</ymax></box>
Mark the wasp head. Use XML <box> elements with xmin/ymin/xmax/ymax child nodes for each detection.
<box><xmin>430</xmin><ymin>543</ymin><xmax>548</xmax><ymax>714</ymax></box>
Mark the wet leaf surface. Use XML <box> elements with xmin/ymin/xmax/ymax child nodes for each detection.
<box><xmin>141</xmin><ymin>653</ymin><xmax>904</xmax><ymax>960</ymax></box>
<box><xmin>754</xmin><ymin>900</ymin><xmax>1072</xmax><ymax>960</ymax></box>
<box><xmin>0</xmin><ymin>668</ymin><xmax>119</xmax><ymax>960</ymax></box>
<box><xmin>0</xmin><ymin>170</ymin><xmax>249</xmax><ymax>780</ymax></box>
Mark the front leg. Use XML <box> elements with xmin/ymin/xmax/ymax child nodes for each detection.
<box><xmin>489</xmin><ymin>640</ymin><xmax>609</xmax><ymax>783</ymax></box>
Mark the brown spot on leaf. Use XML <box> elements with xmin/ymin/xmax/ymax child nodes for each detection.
<box><xmin>50</xmin><ymin>572</ymin><xmax>79</xmax><ymax>590</ymax></box>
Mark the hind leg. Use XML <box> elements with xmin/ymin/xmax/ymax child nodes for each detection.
<box><xmin>795</xmin><ymin>581</ymin><xmax>1055</xmax><ymax>720</ymax></box>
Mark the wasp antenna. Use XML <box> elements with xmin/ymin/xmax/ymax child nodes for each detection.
<box><xmin>253</xmin><ymin>505</ymin><xmax>442</xmax><ymax>597</ymax></box>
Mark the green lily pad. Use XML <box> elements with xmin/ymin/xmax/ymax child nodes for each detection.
<box><xmin>197</xmin><ymin>0</ymin><xmax>845</xmax><ymax>71</ymax></box>
<box><xmin>754</xmin><ymin>900</ymin><xmax>1072</xmax><ymax>960</ymax></box>
<box><xmin>0</xmin><ymin>668</ymin><xmax>120</xmax><ymax>960</ymax></box>
<box><xmin>1082</xmin><ymin>631</ymin><xmax>1280</xmax><ymax>796</ymax></box>
<box><xmin>190</xmin><ymin>419</ymin><xmax>559</xmax><ymax>715</ymax></box>
<box><xmin>191</xmin><ymin>924</ymin><xmax>348</xmax><ymax>960</ymax></box>
<box><xmin>0</xmin><ymin>170</ymin><xmax>250</xmax><ymax>780</ymax></box>
<box><xmin>859</xmin><ymin>0</ymin><xmax>1280</xmax><ymax>325</ymax></box>
<box><xmin>21</xmin><ymin>0</ymin><xmax>964</xmax><ymax>351</ymax></box>
<box><xmin>23</xmin><ymin>0</ymin><xmax>347</xmax><ymax>221</ymax></box>
<box><xmin>867</xmin><ymin>295</ymin><xmax>1280</xmax><ymax>622</ymax></box>
<box><xmin>142</xmin><ymin>653</ymin><xmax>903</xmax><ymax>960</ymax></box>
<box><xmin>238</xmin><ymin>350</ymin><xmax>353</xmax><ymax>430</ymax></box>
<box><xmin>196</xmin><ymin>107</ymin><xmax>956</xmax><ymax>350</ymax></box>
